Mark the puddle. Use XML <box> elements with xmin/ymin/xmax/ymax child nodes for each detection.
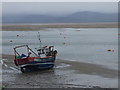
<box><xmin>3</xmin><ymin>70</ymin><xmax>15</xmax><ymax>73</ymax></box>
<box><xmin>56</xmin><ymin>63</ymin><xmax>70</xmax><ymax>69</ymax></box>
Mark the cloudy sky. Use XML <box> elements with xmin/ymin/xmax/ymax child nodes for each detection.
<box><xmin>2</xmin><ymin>2</ymin><xmax>118</xmax><ymax>16</ymax></box>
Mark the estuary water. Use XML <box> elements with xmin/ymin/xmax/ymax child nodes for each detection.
<box><xmin>2</xmin><ymin>28</ymin><xmax>118</xmax><ymax>70</ymax></box>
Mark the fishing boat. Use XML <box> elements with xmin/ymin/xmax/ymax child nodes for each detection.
<box><xmin>13</xmin><ymin>32</ymin><xmax>57</xmax><ymax>73</ymax></box>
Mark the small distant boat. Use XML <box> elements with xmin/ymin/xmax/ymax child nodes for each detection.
<box><xmin>14</xmin><ymin>32</ymin><xmax>57</xmax><ymax>73</ymax></box>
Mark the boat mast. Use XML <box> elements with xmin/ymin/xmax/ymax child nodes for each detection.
<box><xmin>38</xmin><ymin>32</ymin><xmax>42</xmax><ymax>49</ymax></box>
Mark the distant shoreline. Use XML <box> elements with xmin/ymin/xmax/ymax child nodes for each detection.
<box><xmin>1</xmin><ymin>22</ymin><xmax>118</xmax><ymax>31</ymax></box>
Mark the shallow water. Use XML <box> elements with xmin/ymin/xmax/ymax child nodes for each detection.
<box><xmin>2</xmin><ymin>28</ymin><xmax>118</xmax><ymax>70</ymax></box>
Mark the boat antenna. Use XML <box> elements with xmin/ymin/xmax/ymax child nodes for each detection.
<box><xmin>38</xmin><ymin>32</ymin><xmax>42</xmax><ymax>48</ymax></box>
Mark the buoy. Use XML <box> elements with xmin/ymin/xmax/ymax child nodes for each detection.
<box><xmin>107</xmin><ymin>49</ymin><xmax>115</xmax><ymax>52</ymax></box>
<box><xmin>17</xmin><ymin>35</ymin><xmax>19</xmax><ymax>37</ymax></box>
<box><xmin>62</xmin><ymin>42</ymin><xmax>66</xmax><ymax>45</ymax></box>
<box><xmin>112</xmin><ymin>50</ymin><xmax>115</xmax><ymax>52</ymax></box>
<box><xmin>10</xmin><ymin>40</ymin><xmax>13</xmax><ymax>42</ymax></box>
<box><xmin>107</xmin><ymin>49</ymin><xmax>111</xmax><ymax>51</ymax></box>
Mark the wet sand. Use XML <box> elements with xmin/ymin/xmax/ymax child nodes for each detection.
<box><xmin>1</xmin><ymin>22</ymin><xmax>118</xmax><ymax>31</ymax></box>
<box><xmin>1</xmin><ymin>54</ymin><xmax>118</xmax><ymax>88</ymax></box>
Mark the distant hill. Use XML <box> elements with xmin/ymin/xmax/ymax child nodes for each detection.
<box><xmin>2</xmin><ymin>11</ymin><xmax>118</xmax><ymax>23</ymax></box>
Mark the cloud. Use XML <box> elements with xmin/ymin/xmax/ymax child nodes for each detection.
<box><xmin>2</xmin><ymin>2</ymin><xmax>118</xmax><ymax>16</ymax></box>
